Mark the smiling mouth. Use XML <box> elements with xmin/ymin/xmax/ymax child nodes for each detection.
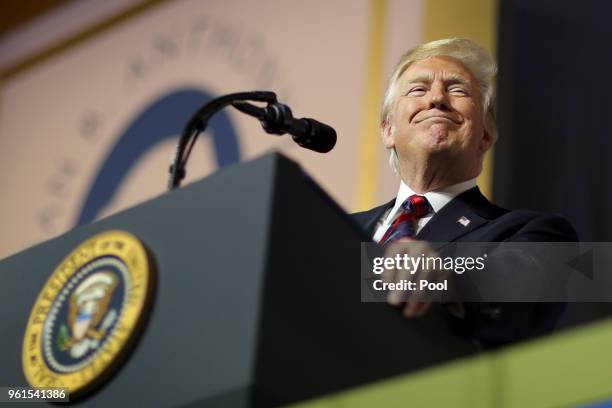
<box><xmin>418</xmin><ymin>116</ymin><xmax>459</xmax><ymax>125</ymax></box>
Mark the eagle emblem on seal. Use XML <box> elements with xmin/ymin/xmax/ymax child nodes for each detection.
<box><xmin>57</xmin><ymin>271</ymin><xmax>119</xmax><ymax>358</ymax></box>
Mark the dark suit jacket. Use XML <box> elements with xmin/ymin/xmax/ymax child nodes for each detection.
<box><xmin>353</xmin><ymin>186</ymin><xmax>578</xmax><ymax>349</ymax></box>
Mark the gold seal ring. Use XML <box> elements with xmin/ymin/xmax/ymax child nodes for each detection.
<box><xmin>22</xmin><ymin>230</ymin><xmax>154</xmax><ymax>398</ymax></box>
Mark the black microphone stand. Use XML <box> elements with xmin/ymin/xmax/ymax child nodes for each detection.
<box><xmin>168</xmin><ymin>91</ymin><xmax>336</xmax><ymax>190</ymax></box>
<box><xmin>168</xmin><ymin>91</ymin><xmax>276</xmax><ymax>190</ymax></box>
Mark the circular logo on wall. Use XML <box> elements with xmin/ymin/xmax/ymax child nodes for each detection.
<box><xmin>22</xmin><ymin>230</ymin><xmax>155</xmax><ymax>397</ymax></box>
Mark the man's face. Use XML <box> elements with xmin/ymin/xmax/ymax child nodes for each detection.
<box><xmin>382</xmin><ymin>56</ymin><xmax>491</xmax><ymax>177</ymax></box>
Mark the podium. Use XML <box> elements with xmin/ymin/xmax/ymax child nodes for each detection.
<box><xmin>0</xmin><ymin>153</ymin><xmax>476</xmax><ymax>407</ymax></box>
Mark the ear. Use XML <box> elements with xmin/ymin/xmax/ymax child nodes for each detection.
<box><xmin>381</xmin><ymin>119</ymin><xmax>395</xmax><ymax>149</ymax></box>
<box><xmin>479</xmin><ymin>128</ymin><xmax>493</xmax><ymax>153</ymax></box>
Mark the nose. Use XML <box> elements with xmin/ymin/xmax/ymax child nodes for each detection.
<box><xmin>429</xmin><ymin>83</ymin><xmax>450</xmax><ymax>110</ymax></box>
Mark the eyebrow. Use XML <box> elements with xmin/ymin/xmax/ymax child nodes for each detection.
<box><xmin>404</xmin><ymin>73</ymin><xmax>471</xmax><ymax>86</ymax></box>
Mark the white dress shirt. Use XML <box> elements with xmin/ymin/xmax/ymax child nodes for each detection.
<box><xmin>372</xmin><ymin>178</ymin><xmax>478</xmax><ymax>243</ymax></box>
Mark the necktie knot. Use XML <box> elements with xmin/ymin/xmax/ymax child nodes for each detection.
<box><xmin>402</xmin><ymin>194</ymin><xmax>432</xmax><ymax>219</ymax></box>
<box><xmin>379</xmin><ymin>195</ymin><xmax>432</xmax><ymax>245</ymax></box>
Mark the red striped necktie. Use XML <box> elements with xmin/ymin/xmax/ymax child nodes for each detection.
<box><xmin>379</xmin><ymin>194</ymin><xmax>432</xmax><ymax>245</ymax></box>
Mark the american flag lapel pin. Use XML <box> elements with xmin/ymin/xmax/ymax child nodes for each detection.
<box><xmin>457</xmin><ymin>216</ymin><xmax>471</xmax><ymax>227</ymax></box>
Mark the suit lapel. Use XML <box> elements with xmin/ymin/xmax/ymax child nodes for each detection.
<box><xmin>361</xmin><ymin>198</ymin><xmax>395</xmax><ymax>237</ymax></box>
<box><xmin>416</xmin><ymin>187</ymin><xmax>490</xmax><ymax>242</ymax></box>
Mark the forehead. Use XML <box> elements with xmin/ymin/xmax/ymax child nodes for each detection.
<box><xmin>400</xmin><ymin>56</ymin><xmax>476</xmax><ymax>84</ymax></box>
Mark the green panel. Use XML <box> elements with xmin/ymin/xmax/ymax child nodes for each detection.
<box><xmin>288</xmin><ymin>318</ymin><xmax>612</xmax><ymax>408</ymax></box>
<box><xmin>499</xmin><ymin>320</ymin><xmax>612</xmax><ymax>407</ymax></box>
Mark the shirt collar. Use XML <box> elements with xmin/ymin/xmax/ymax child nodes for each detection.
<box><xmin>384</xmin><ymin>178</ymin><xmax>478</xmax><ymax>224</ymax></box>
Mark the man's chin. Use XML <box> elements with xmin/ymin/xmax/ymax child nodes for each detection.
<box><xmin>420</xmin><ymin>135</ymin><xmax>451</xmax><ymax>152</ymax></box>
<box><xmin>428</xmin><ymin>124</ymin><xmax>452</xmax><ymax>141</ymax></box>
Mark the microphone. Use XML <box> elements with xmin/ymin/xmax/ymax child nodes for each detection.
<box><xmin>233</xmin><ymin>101</ymin><xmax>337</xmax><ymax>153</ymax></box>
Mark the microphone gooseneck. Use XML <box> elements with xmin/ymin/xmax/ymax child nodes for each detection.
<box><xmin>168</xmin><ymin>91</ymin><xmax>337</xmax><ymax>190</ymax></box>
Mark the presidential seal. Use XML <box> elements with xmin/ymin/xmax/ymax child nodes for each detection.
<box><xmin>22</xmin><ymin>230</ymin><xmax>154</xmax><ymax>397</ymax></box>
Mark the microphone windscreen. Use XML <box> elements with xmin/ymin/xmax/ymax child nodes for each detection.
<box><xmin>302</xmin><ymin>119</ymin><xmax>337</xmax><ymax>153</ymax></box>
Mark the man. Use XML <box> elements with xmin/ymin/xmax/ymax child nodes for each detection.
<box><xmin>353</xmin><ymin>38</ymin><xmax>577</xmax><ymax>348</ymax></box>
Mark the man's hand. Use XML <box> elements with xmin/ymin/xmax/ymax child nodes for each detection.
<box><xmin>382</xmin><ymin>239</ymin><xmax>451</xmax><ymax>317</ymax></box>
